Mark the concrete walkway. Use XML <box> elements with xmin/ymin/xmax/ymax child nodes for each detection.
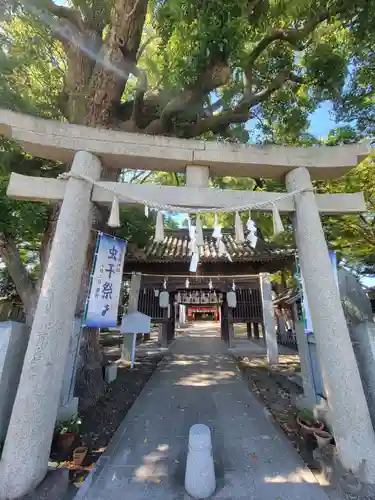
<box><xmin>75</xmin><ymin>323</ymin><xmax>332</xmax><ymax>500</ymax></box>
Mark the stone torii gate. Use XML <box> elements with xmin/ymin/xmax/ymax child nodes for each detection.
<box><xmin>0</xmin><ymin>109</ymin><xmax>374</xmax><ymax>497</ymax></box>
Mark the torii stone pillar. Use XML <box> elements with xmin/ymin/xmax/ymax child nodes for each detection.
<box><xmin>286</xmin><ymin>166</ymin><xmax>375</xmax><ymax>482</ymax></box>
<box><xmin>260</xmin><ymin>273</ymin><xmax>278</xmax><ymax>365</ymax></box>
<box><xmin>0</xmin><ymin>151</ymin><xmax>101</xmax><ymax>499</ymax></box>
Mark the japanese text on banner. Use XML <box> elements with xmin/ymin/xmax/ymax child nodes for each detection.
<box><xmin>85</xmin><ymin>233</ymin><xmax>127</xmax><ymax>328</ymax></box>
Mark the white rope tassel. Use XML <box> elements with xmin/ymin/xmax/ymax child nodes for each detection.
<box><xmin>154</xmin><ymin>211</ymin><xmax>164</xmax><ymax>242</ymax></box>
<box><xmin>235</xmin><ymin>211</ymin><xmax>245</xmax><ymax>243</ymax></box>
<box><xmin>195</xmin><ymin>215</ymin><xmax>204</xmax><ymax>246</ymax></box>
<box><xmin>212</xmin><ymin>214</ymin><xmax>221</xmax><ymax>239</ymax></box>
<box><xmin>272</xmin><ymin>203</ymin><xmax>284</xmax><ymax>235</ymax></box>
<box><xmin>189</xmin><ymin>247</ymin><xmax>199</xmax><ymax>273</ymax></box>
<box><xmin>247</xmin><ymin>210</ymin><xmax>252</xmax><ymax>226</ymax></box>
<box><xmin>217</xmin><ymin>238</ymin><xmax>232</xmax><ymax>262</ymax></box>
<box><xmin>108</xmin><ymin>196</ymin><xmax>120</xmax><ymax>228</ymax></box>
<box><xmin>144</xmin><ymin>205</ymin><xmax>149</xmax><ymax>217</ymax></box>
<box><xmin>246</xmin><ymin>218</ymin><xmax>258</xmax><ymax>249</ymax></box>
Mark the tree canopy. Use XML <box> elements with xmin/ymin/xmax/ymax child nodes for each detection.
<box><xmin>1</xmin><ymin>0</ymin><xmax>374</xmax><ymax>138</ymax></box>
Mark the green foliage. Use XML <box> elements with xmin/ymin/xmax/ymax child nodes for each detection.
<box><xmin>320</xmin><ymin>156</ymin><xmax>375</xmax><ymax>276</ymax></box>
<box><xmin>114</xmin><ymin>207</ymin><xmax>154</xmax><ymax>248</ymax></box>
<box><xmin>154</xmin><ymin>0</ymin><xmax>249</xmax><ymax>86</ymax></box>
<box><xmin>302</xmin><ymin>42</ymin><xmax>347</xmax><ymax>100</ymax></box>
<box><xmin>336</xmin><ymin>57</ymin><xmax>375</xmax><ymax>138</ymax></box>
<box><xmin>55</xmin><ymin>415</ymin><xmax>82</xmax><ymax>435</ymax></box>
<box><xmin>0</xmin><ymin>139</ymin><xmax>63</xmax><ymax>245</ymax></box>
<box><xmin>0</xmin><ymin>14</ymin><xmax>65</xmax><ymax>118</ymax></box>
<box><xmin>297</xmin><ymin>408</ymin><xmax>316</xmax><ymax>426</ymax></box>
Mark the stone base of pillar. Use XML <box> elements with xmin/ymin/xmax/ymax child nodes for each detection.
<box><xmin>158</xmin><ymin>324</ymin><xmax>168</xmax><ymax>347</ymax></box>
<box><xmin>294</xmin><ymin>321</ymin><xmax>319</xmax><ymax>408</ymax></box>
<box><xmin>58</xmin><ymin>319</ymin><xmax>82</xmax><ymax>414</ymax></box>
<box><xmin>253</xmin><ymin>323</ymin><xmax>260</xmax><ymax>340</ymax></box>
<box><xmin>22</xmin><ymin>468</ymin><xmax>69</xmax><ymax>500</ymax></box>
<box><xmin>286</xmin><ymin>166</ymin><xmax>375</xmax><ymax>482</ymax></box>
<box><xmin>0</xmin><ymin>321</ymin><xmax>30</xmax><ymax>442</ymax></box>
<box><xmin>121</xmin><ymin>335</ymin><xmax>133</xmax><ymax>361</ymax></box>
<box><xmin>246</xmin><ymin>323</ymin><xmax>252</xmax><ymax>339</ymax></box>
<box><xmin>260</xmin><ymin>274</ymin><xmax>278</xmax><ymax>365</ymax></box>
<box><xmin>349</xmin><ymin>322</ymin><xmax>375</xmax><ymax>428</ymax></box>
<box><xmin>313</xmin><ymin>445</ymin><xmax>375</xmax><ymax>498</ymax></box>
<box><xmin>0</xmin><ymin>151</ymin><xmax>102</xmax><ymax>499</ymax></box>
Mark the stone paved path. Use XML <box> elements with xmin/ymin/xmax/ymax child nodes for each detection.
<box><xmin>75</xmin><ymin>323</ymin><xmax>333</xmax><ymax>500</ymax></box>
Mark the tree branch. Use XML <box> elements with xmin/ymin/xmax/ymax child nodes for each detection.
<box><xmin>145</xmin><ymin>61</ymin><xmax>231</xmax><ymax>134</ymax></box>
<box><xmin>173</xmin><ymin>173</ymin><xmax>180</xmax><ymax>186</ymax></box>
<box><xmin>139</xmin><ymin>172</ymin><xmax>154</xmax><ymax>184</ymax></box>
<box><xmin>247</xmin><ymin>70</ymin><xmax>299</xmax><ymax>106</ymax></box>
<box><xmin>181</xmin><ymin>110</ymin><xmax>249</xmax><ymax>138</ymax></box>
<box><xmin>181</xmin><ymin>69</ymin><xmax>300</xmax><ymax>138</ymax></box>
<box><xmin>130</xmin><ymin>65</ymin><xmax>148</xmax><ymax>125</ymax></box>
<box><xmin>245</xmin><ymin>8</ymin><xmax>334</xmax><ymax>78</ymax></box>
<box><xmin>0</xmin><ymin>233</ymin><xmax>38</xmax><ymax>324</ymax></box>
<box><xmin>124</xmin><ymin>0</ymin><xmax>144</xmax><ymax>20</ymax></box>
<box><xmin>47</xmin><ymin>2</ymin><xmax>86</xmax><ymax>33</ymax></box>
<box><xmin>137</xmin><ymin>35</ymin><xmax>157</xmax><ymax>62</ymax></box>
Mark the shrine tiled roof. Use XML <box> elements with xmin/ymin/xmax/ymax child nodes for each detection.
<box><xmin>126</xmin><ymin>229</ymin><xmax>294</xmax><ymax>263</ymax></box>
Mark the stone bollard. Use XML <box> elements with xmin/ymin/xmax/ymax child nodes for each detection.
<box><xmin>185</xmin><ymin>424</ymin><xmax>216</xmax><ymax>499</ymax></box>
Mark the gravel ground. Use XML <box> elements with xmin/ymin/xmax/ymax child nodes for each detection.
<box><xmin>237</xmin><ymin>355</ymin><xmax>375</xmax><ymax>500</ymax></box>
<box><xmin>79</xmin><ymin>354</ymin><xmax>163</xmax><ymax>451</ymax></box>
<box><xmin>55</xmin><ymin>335</ymin><xmax>163</xmax><ymax>493</ymax></box>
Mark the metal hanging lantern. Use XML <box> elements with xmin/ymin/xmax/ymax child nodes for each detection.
<box><xmin>227</xmin><ymin>290</ymin><xmax>237</xmax><ymax>308</ymax></box>
<box><xmin>159</xmin><ymin>290</ymin><xmax>169</xmax><ymax>308</ymax></box>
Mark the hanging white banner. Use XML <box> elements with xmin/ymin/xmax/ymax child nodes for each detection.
<box><xmin>84</xmin><ymin>233</ymin><xmax>127</xmax><ymax>328</ymax></box>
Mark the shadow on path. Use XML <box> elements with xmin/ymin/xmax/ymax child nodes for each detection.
<box><xmin>75</xmin><ymin>323</ymin><xmax>332</xmax><ymax>500</ymax></box>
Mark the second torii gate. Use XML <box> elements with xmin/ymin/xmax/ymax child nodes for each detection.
<box><xmin>0</xmin><ymin>109</ymin><xmax>374</xmax><ymax>497</ymax></box>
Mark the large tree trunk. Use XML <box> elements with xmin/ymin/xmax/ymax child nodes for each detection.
<box><xmin>74</xmin><ymin>207</ymin><xmax>106</xmax><ymax>411</ymax></box>
<box><xmin>74</xmin><ymin>327</ymin><xmax>105</xmax><ymax>411</ymax></box>
<box><xmin>0</xmin><ymin>233</ymin><xmax>38</xmax><ymax>326</ymax></box>
<box><xmin>1</xmin><ymin>0</ymin><xmax>149</xmax><ymax>411</ymax></box>
<box><xmin>66</xmin><ymin>1</ymin><xmax>149</xmax><ymax>409</ymax></box>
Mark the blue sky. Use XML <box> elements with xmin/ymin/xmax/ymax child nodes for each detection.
<box><xmin>309</xmin><ymin>101</ymin><xmax>337</xmax><ymax>138</ymax></box>
<box><xmin>309</xmin><ymin>102</ymin><xmax>333</xmax><ymax>136</ymax></box>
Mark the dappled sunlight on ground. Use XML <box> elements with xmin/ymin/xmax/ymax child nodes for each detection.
<box><xmin>170</xmin><ymin>358</ymin><xmax>197</xmax><ymax>366</ymax></box>
<box><xmin>134</xmin><ymin>444</ymin><xmax>170</xmax><ymax>482</ymax></box>
<box><xmin>264</xmin><ymin>467</ymin><xmax>317</xmax><ymax>484</ymax></box>
<box><xmin>79</xmin><ymin>323</ymin><xmax>331</xmax><ymax>500</ymax></box>
<box><xmin>177</xmin><ymin>321</ymin><xmax>221</xmax><ymax>339</ymax></box>
<box><xmin>175</xmin><ymin>369</ymin><xmax>235</xmax><ymax>387</ymax></box>
<box><xmin>187</xmin><ymin>332</ymin><xmax>219</xmax><ymax>337</ymax></box>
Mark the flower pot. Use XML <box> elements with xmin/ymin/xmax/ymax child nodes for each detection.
<box><xmin>56</xmin><ymin>432</ymin><xmax>76</xmax><ymax>453</ymax></box>
<box><xmin>297</xmin><ymin>415</ymin><xmax>324</xmax><ymax>436</ymax></box>
<box><xmin>73</xmin><ymin>446</ymin><xmax>88</xmax><ymax>466</ymax></box>
<box><xmin>313</xmin><ymin>430</ymin><xmax>332</xmax><ymax>448</ymax></box>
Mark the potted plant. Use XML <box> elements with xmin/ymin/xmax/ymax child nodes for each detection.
<box><xmin>297</xmin><ymin>408</ymin><xmax>324</xmax><ymax>436</ymax></box>
<box><xmin>73</xmin><ymin>446</ymin><xmax>88</xmax><ymax>466</ymax></box>
<box><xmin>55</xmin><ymin>415</ymin><xmax>82</xmax><ymax>453</ymax></box>
<box><xmin>313</xmin><ymin>429</ymin><xmax>333</xmax><ymax>448</ymax></box>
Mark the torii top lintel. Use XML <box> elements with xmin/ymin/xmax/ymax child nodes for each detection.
<box><xmin>0</xmin><ymin>109</ymin><xmax>370</xmax><ymax>180</ymax></box>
